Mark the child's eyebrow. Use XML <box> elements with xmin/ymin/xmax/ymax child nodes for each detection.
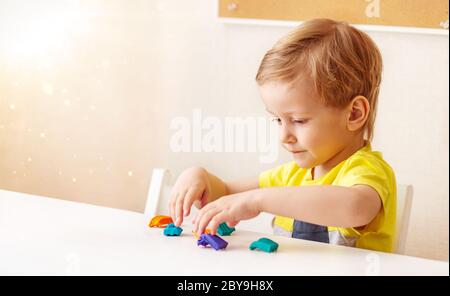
<box><xmin>265</xmin><ymin>108</ymin><xmax>311</xmax><ymax>117</ymax></box>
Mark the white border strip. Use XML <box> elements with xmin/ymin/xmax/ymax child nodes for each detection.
<box><xmin>217</xmin><ymin>17</ymin><xmax>449</xmax><ymax>36</ymax></box>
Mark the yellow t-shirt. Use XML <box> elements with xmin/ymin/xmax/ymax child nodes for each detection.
<box><xmin>259</xmin><ymin>144</ymin><xmax>397</xmax><ymax>252</ymax></box>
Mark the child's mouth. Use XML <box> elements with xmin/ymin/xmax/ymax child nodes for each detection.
<box><xmin>292</xmin><ymin>150</ymin><xmax>306</xmax><ymax>154</ymax></box>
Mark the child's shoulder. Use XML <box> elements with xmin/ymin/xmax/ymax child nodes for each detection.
<box><xmin>341</xmin><ymin>145</ymin><xmax>395</xmax><ymax>178</ymax></box>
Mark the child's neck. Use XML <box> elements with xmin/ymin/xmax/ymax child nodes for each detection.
<box><xmin>312</xmin><ymin>138</ymin><xmax>366</xmax><ymax>180</ymax></box>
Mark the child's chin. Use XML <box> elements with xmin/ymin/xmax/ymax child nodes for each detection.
<box><xmin>292</xmin><ymin>156</ymin><xmax>314</xmax><ymax>169</ymax></box>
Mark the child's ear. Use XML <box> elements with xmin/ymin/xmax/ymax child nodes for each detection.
<box><xmin>347</xmin><ymin>95</ymin><xmax>370</xmax><ymax>132</ymax></box>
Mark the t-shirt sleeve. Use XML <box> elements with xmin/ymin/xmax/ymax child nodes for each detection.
<box><xmin>338</xmin><ymin>155</ymin><xmax>395</xmax><ymax>211</ymax></box>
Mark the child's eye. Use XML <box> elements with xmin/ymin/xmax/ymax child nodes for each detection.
<box><xmin>270</xmin><ymin>117</ymin><xmax>282</xmax><ymax>125</ymax></box>
<box><xmin>292</xmin><ymin>119</ymin><xmax>308</xmax><ymax>124</ymax></box>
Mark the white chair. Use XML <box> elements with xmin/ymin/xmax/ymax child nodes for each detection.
<box><xmin>394</xmin><ymin>184</ymin><xmax>413</xmax><ymax>255</ymax></box>
<box><xmin>144</xmin><ymin>168</ymin><xmax>173</xmax><ymax>223</ymax></box>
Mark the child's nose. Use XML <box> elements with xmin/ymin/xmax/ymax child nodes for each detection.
<box><xmin>280</xmin><ymin>127</ymin><xmax>297</xmax><ymax>144</ymax></box>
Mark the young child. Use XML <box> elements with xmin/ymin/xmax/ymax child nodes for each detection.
<box><xmin>169</xmin><ymin>19</ymin><xmax>396</xmax><ymax>252</ymax></box>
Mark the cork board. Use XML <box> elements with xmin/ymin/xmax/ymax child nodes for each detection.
<box><xmin>219</xmin><ymin>0</ymin><xmax>449</xmax><ymax>30</ymax></box>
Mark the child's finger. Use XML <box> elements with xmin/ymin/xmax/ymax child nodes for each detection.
<box><xmin>227</xmin><ymin>221</ymin><xmax>239</xmax><ymax>227</ymax></box>
<box><xmin>192</xmin><ymin>209</ymin><xmax>201</xmax><ymax>226</ymax></box>
<box><xmin>174</xmin><ymin>189</ymin><xmax>187</xmax><ymax>226</ymax></box>
<box><xmin>192</xmin><ymin>202</ymin><xmax>212</xmax><ymax>226</ymax></box>
<box><xmin>193</xmin><ymin>208</ymin><xmax>205</xmax><ymax>232</ymax></box>
<box><xmin>209</xmin><ymin>213</ymin><xmax>227</xmax><ymax>235</ymax></box>
<box><xmin>183</xmin><ymin>187</ymin><xmax>202</xmax><ymax>217</ymax></box>
<box><xmin>169</xmin><ymin>191</ymin><xmax>178</xmax><ymax>221</ymax></box>
<box><xmin>198</xmin><ymin>187</ymin><xmax>210</xmax><ymax>208</ymax></box>
<box><xmin>195</xmin><ymin>207</ymin><xmax>220</xmax><ymax>235</ymax></box>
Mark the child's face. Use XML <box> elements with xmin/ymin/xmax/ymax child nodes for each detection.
<box><xmin>259</xmin><ymin>76</ymin><xmax>352</xmax><ymax>169</ymax></box>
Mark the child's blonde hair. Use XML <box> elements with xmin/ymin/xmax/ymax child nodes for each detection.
<box><xmin>256</xmin><ymin>19</ymin><xmax>382</xmax><ymax>142</ymax></box>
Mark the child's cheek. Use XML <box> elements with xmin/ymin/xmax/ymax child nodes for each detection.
<box><xmin>306</xmin><ymin>126</ymin><xmax>336</xmax><ymax>157</ymax></box>
<box><xmin>302</xmin><ymin>126</ymin><xmax>323</xmax><ymax>149</ymax></box>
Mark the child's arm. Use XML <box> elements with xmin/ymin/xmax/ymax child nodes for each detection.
<box><xmin>256</xmin><ymin>185</ymin><xmax>381</xmax><ymax>227</ymax></box>
<box><xmin>169</xmin><ymin>166</ymin><xmax>258</xmax><ymax>226</ymax></box>
<box><xmin>224</xmin><ymin>178</ymin><xmax>260</xmax><ymax>195</ymax></box>
<box><xmin>193</xmin><ymin>185</ymin><xmax>382</xmax><ymax>235</ymax></box>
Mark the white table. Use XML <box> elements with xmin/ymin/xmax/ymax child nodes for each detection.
<box><xmin>0</xmin><ymin>189</ymin><xmax>448</xmax><ymax>276</ymax></box>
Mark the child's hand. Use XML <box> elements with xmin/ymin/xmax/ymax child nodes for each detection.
<box><xmin>192</xmin><ymin>191</ymin><xmax>261</xmax><ymax>236</ymax></box>
<box><xmin>169</xmin><ymin>167</ymin><xmax>212</xmax><ymax>226</ymax></box>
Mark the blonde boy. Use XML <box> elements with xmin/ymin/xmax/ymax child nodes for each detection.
<box><xmin>169</xmin><ymin>19</ymin><xmax>396</xmax><ymax>252</ymax></box>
